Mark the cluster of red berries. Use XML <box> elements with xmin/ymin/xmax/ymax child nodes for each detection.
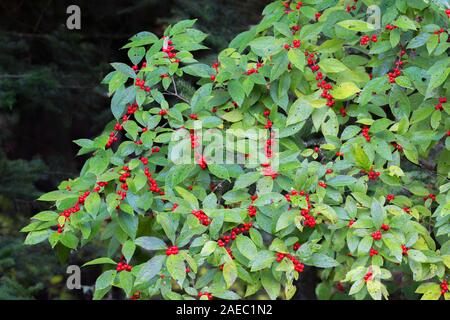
<box><xmin>364</xmin><ymin>271</ymin><xmax>373</xmax><ymax>282</ymax></box>
<box><xmin>435</xmin><ymin>97</ymin><xmax>447</xmax><ymax>111</ymax></box>
<box><xmin>198</xmin><ymin>292</ymin><xmax>213</xmax><ymax>300</ymax></box>
<box><xmin>119</xmin><ymin>166</ymin><xmax>131</xmax><ymax>183</ymax></box>
<box><xmin>132</xmin><ymin>61</ymin><xmax>147</xmax><ymax>72</ymax></box>
<box><xmin>369</xmin><ymin>248</ymin><xmax>379</xmax><ymax>257</ymax></box>
<box><xmin>385</xmin><ymin>24</ymin><xmax>398</xmax><ymax>31</ymax></box>
<box><xmin>57</xmin><ymin>180</ymin><xmax>113</xmax><ymax>232</ymax></box>
<box><xmin>361</xmin><ymin>126</ymin><xmax>371</xmax><ymax>142</ymax></box>
<box><xmin>360</xmin><ymin>34</ymin><xmax>377</xmax><ymax>46</ymax></box>
<box><xmin>195</xmin><ymin>153</ymin><xmax>207</xmax><ymax>170</ymax></box>
<box><xmin>135</xmin><ymin>78</ymin><xmax>151</xmax><ymax>92</ymax></box>
<box><xmin>106</xmin><ymin>103</ymin><xmax>140</xmax><ymax>148</ymax></box>
<box><xmin>166</xmin><ymin>246</ymin><xmax>179</xmax><ymax>256</ymax></box>
<box><xmin>248</xmin><ymin>205</ymin><xmax>257</xmax><ymax>218</ymax></box>
<box><xmin>93</xmin><ymin>181</ymin><xmax>108</xmax><ymax>193</ymax></box>
<box><xmin>446</xmin><ymin>9</ymin><xmax>450</xmax><ymax>18</ymax></box>
<box><xmin>346</xmin><ymin>0</ymin><xmax>358</xmax><ymax>12</ymax></box>
<box><xmin>116</xmin><ymin>261</ymin><xmax>133</xmax><ymax>272</ymax></box>
<box><xmin>210</xmin><ymin>62</ymin><xmax>220</xmax><ymax>81</ymax></box>
<box><xmin>387</xmin><ymin>50</ymin><xmax>406</xmax><ymax>83</ymax></box>
<box><xmin>306</xmin><ymin>51</ymin><xmax>335</xmax><ymax>108</ymax></box>
<box><xmin>301</xmin><ymin>208</ymin><xmax>317</xmax><ymax>228</ymax></box>
<box><xmin>371</xmin><ymin>230</ymin><xmax>382</xmax><ymax>241</ymax></box>
<box><xmin>381</xmin><ymin>224</ymin><xmax>390</xmax><ymax>231</ymax></box>
<box><xmin>441</xmin><ymin>280</ymin><xmax>448</xmax><ymax>295</ymax></box>
<box><xmin>159</xmin><ymin>109</ymin><xmax>168</xmax><ymax>116</ymax></box>
<box><xmin>162</xmin><ymin>38</ymin><xmax>180</xmax><ymax>63</ymax></box>
<box><xmin>245</xmin><ymin>62</ymin><xmax>263</xmax><ymax>76</ymax></box>
<box><xmin>130</xmin><ymin>291</ymin><xmax>141</xmax><ymax>300</ymax></box>
<box><xmin>362</xmin><ymin>169</ymin><xmax>381</xmax><ymax>181</ymax></box>
<box><xmin>275</xmin><ymin>252</ymin><xmax>305</xmax><ymax>273</ymax></box>
<box><xmin>326</xmin><ymin>168</ymin><xmax>333</xmax><ymax>175</ymax></box>
<box><xmin>284</xmin><ymin>39</ymin><xmax>301</xmax><ymax>50</ymax></box>
<box><xmin>293</xmin><ymin>242</ymin><xmax>301</xmax><ymax>251</ymax></box>
<box><xmin>281</xmin><ymin>1</ymin><xmax>303</xmax><ymax>13</ymax></box>
<box><xmin>318</xmin><ymin>181</ymin><xmax>327</xmax><ymax>188</ymax></box>
<box><xmin>262</xmin><ymin>109</ymin><xmax>273</xmax><ymax>130</ymax></box>
<box><xmin>291</xmin><ymin>25</ymin><xmax>300</xmax><ymax>34</ymax></box>
<box><xmin>217</xmin><ymin>223</ymin><xmax>253</xmax><ymax>248</ymax></box>
<box><xmin>144</xmin><ymin>167</ymin><xmax>161</xmax><ymax>194</ymax></box>
<box><xmin>265</xmin><ymin>131</ymin><xmax>276</xmax><ymax>159</ymax></box>
<box><xmin>140</xmin><ymin>156</ymin><xmax>148</xmax><ymax>165</ymax></box>
<box><xmin>261</xmin><ymin>163</ymin><xmax>278</xmax><ymax>180</ymax></box>
<box><xmin>391</xmin><ymin>142</ymin><xmax>403</xmax><ymax>152</ymax></box>
<box><xmin>335</xmin><ymin>151</ymin><xmax>344</xmax><ymax>158</ymax></box>
<box><xmin>192</xmin><ymin>210</ymin><xmax>211</xmax><ymax>226</ymax></box>
<box><xmin>401</xmin><ymin>244</ymin><xmax>409</xmax><ymax>256</ymax></box>
<box><xmin>423</xmin><ymin>193</ymin><xmax>436</xmax><ymax>202</ymax></box>
<box><xmin>386</xmin><ymin>194</ymin><xmax>395</xmax><ymax>202</ymax></box>
<box><xmin>190</xmin><ymin>130</ymin><xmax>200</xmax><ymax>149</ymax></box>
<box><xmin>433</xmin><ymin>28</ymin><xmax>446</xmax><ymax>44</ymax></box>
<box><xmin>284</xmin><ymin>189</ymin><xmax>308</xmax><ymax>203</ymax></box>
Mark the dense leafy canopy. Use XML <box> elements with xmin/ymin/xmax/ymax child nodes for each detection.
<box><xmin>23</xmin><ymin>0</ymin><xmax>450</xmax><ymax>300</ymax></box>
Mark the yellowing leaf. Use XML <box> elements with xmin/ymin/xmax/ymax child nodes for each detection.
<box><xmin>332</xmin><ymin>82</ymin><xmax>361</xmax><ymax>100</ymax></box>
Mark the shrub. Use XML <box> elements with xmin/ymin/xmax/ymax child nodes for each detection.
<box><xmin>23</xmin><ymin>0</ymin><xmax>450</xmax><ymax>300</ymax></box>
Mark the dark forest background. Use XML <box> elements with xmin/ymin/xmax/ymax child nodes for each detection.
<box><xmin>0</xmin><ymin>0</ymin><xmax>324</xmax><ymax>300</ymax></box>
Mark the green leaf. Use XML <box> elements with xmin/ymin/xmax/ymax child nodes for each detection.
<box><xmin>352</xmin><ymin>144</ymin><xmax>371</xmax><ymax>170</ymax></box>
<box><xmin>370</xmin><ymin>199</ymin><xmax>385</xmax><ymax>229</ymax></box>
<box><xmin>85</xmin><ymin>192</ymin><xmax>101</xmax><ymax>215</ymax></box>
<box><xmin>208</xmin><ymin>164</ymin><xmax>230</xmax><ymax>181</ymax></box>
<box><xmin>60</xmin><ymin>232</ymin><xmax>79</xmax><ymax>249</ymax></box>
<box><xmin>327</xmin><ymin>175</ymin><xmax>357</xmax><ymax>187</ymax></box>
<box><xmin>166</xmin><ymin>254</ymin><xmax>186</xmax><ymax>285</ymax></box>
<box><xmin>236</xmin><ymin>235</ymin><xmax>258</xmax><ymax>260</ymax></box>
<box><xmin>122</xmin><ymin>240</ymin><xmax>136</xmax><ymax>262</ymax></box>
<box><xmin>250</xmin><ymin>250</ymin><xmax>276</xmax><ymax>271</ymax></box>
<box><xmin>249</xmin><ymin>36</ymin><xmax>283</xmax><ymax>57</ymax></box>
<box><xmin>119</xmin><ymin>271</ymin><xmax>134</xmax><ymax>297</ymax></box>
<box><xmin>24</xmin><ymin>230</ymin><xmax>52</xmax><ymax>245</ymax></box>
<box><xmin>357</xmin><ymin>236</ymin><xmax>373</xmax><ymax>255</ymax></box>
<box><xmin>286</xmin><ymin>97</ymin><xmax>313</xmax><ymax>126</ymax></box>
<box><xmin>234</xmin><ymin>172</ymin><xmax>260</xmax><ymax>189</ymax></box>
<box><xmin>223</xmin><ymin>262</ymin><xmax>238</xmax><ymax>288</ymax></box>
<box><xmin>135</xmin><ymin>237</ymin><xmax>168</xmax><ymax>250</ymax></box>
<box><xmin>287</xmin><ymin>49</ymin><xmax>305</xmax><ymax>72</ymax></box>
<box><xmin>83</xmin><ymin>257</ymin><xmax>117</xmax><ymax>267</ymax></box>
<box><xmin>394</xmin><ymin>15</ymin><xmax>417</xmax><ymax>30</ymax></box>
<box><xmin>135</xmin><ymin>255</ymin><xmax>166</xmax><ymax>284</ymax></box>
<box><xmin>31</xmin><ymin>211</ymin><xmax>58</xmax><ymax>222</ymax></box>
<box><xmin>337</xmin><ymin>20</ymin><xmax>375</xmax><ymax>32</ymax></box>
<box><xmin>332</xmin><ymin>82</ymin><xmax>360</xmax><ymax>99</ymax></box>
<box><xmin>183</xmin><ymin>64</ymin><xmax>211</xmax><ymax>78</ymax></box>
<box><xmin>95</xmin><ymin>270</ymin><xmax>116</xmax><ymax>290</ymax></box>
<box><xmin>228</xmin><ymin>80</ymin><xmax>245</xmax><ymax>106</ymax></box>
<box><xmin>200</xmin><ymin>241</ymin><xmax>217</xmax><ymax>256</ymax></box>
<box><xmin>319</xmin><ymin>58</ymin><xmax>348</xmax><ymax>73</ymax></box>
<box><xmin>128</xmin><ymin>47</ymin><xmax>145</xmax><ymax>65</ymax></box>
<box><xmin>307</xmin><ymin>253</ymin><xmax>339</xmax><ymax>268</ymax></box>
<box><xmin>261</xmin><ymin>269</ymin><xmax>280</xmax><ymax>300</ymax></box>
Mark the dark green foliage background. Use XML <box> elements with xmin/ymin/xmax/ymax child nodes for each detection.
<box><xmin>0</xmin><ymin>0</ymin><xmax>276</xmax><ymax>300</ymax></box>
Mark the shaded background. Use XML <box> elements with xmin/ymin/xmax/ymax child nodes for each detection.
<box><xmin>0</xmin><ymin>0</ymin><xmax>325</xmax><ymax>300</ymax></box>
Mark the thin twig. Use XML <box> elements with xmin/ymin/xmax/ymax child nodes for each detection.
<box><xmin>163</xmin><ymin>91</ymin><xmax>190</xmax><ymax>104</ymax></box>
